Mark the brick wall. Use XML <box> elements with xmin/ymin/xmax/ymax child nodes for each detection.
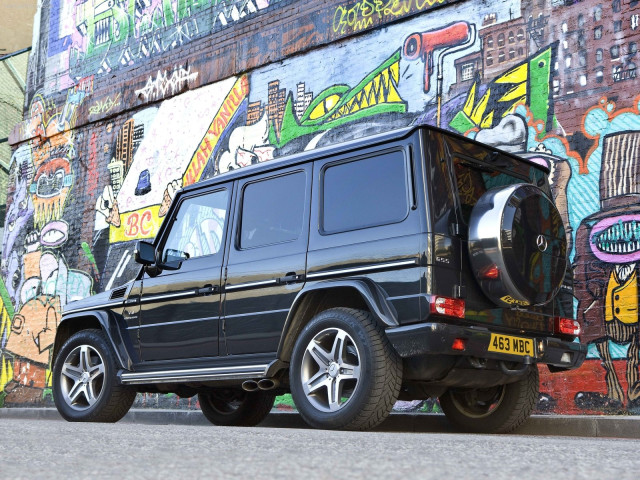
<box><xmin>2</xmin><ymin>0</ymin><xmax>640</xmax><ymax>415</ymax></box>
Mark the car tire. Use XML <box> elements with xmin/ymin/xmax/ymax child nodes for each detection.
<box><xmin>198</xmin><ymin>389</ymin><xmax>275</xmax><ymax>426</ymax></box>
<box><xmin>52</xmin><ymin>329</ymin><xmax>136</xmax><ymax>422</ymax></box>
<box><xmin>439</xmin><ymin>366</ymin><xmax>539</xmax><ymax>433</ymax></box>
<box><xmin>289</xmin><ymin>308</ymin><xmax>402</xmax><ymax>431</ymax></box>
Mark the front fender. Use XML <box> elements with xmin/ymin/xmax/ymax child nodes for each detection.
<box><xmin>55</xmin><ymin>310</ymin><xmax>135</xmax><ymax>370</ymax></box>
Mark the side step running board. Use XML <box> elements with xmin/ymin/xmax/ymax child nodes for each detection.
<box><xmin>119</xmin><ymin>364</ymin><xmax>270</xmax><ymax>385</ymax></box>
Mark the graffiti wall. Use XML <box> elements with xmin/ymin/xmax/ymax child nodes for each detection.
<box><xmin>3</xmin><ymin>0</ymin><xmax>640</xmax><ymax>414</ymax></box>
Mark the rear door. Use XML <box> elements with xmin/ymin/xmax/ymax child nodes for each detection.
<box><xmin>223</xmin><ymin>164</ymin><xmax>312</xmax><ymax>355</ymax></box>
<box><xmin>137</xmin><ymin>185</ymin><xmax>231</xmax><ymax>362</ymax></box>
<box><xmin>444</xmin><ymin>136</ymin><xmax>556</xmax><ymax>333</ymax></box>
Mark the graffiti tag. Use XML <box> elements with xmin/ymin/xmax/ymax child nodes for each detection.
<box><xmin>333</xmin><ymin>0</ymin><xmax>446</xmax><ymax>35</ymax></box>
<box><xmin>88</xmin><ymin>94</ymin><xmax>122</xmax><ymax>116</ymax></box>
<box><xmin>135</xmin><ymin>65</ymin><xmax>199</xmax><ymax>102</ymax></box>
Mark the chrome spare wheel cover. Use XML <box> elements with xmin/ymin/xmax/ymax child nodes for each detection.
<box><xmin>300</xmin><ymin>327</ymin><xmax>361</xmax><ymax>413</ymax></box>
<box><xmin>59</xmin><ymin>345</ymin><xmax>106</xmax><ymax>411</ymax></box>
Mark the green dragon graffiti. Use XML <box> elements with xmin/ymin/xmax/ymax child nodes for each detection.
<box><xmin>271</xmin><ymin>50</ymin><xmax>407</xmax><ymax>147</ymax></box>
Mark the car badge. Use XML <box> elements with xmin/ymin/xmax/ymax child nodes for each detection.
<box><xmin>536</xmin><ymin>234</ymin><xmax>548</xmax><ymax>252</ymax></box>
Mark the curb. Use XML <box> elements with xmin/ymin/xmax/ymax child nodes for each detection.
<box><xmin>1</xmin><ymin>407</ymin><xmax>639</xmax><ymax>438</ymax></box>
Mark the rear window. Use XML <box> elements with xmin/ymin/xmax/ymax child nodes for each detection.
<box><xmin>452</xmin><ymin>155</ymin><xmax>543</xmax><ymax>224</ymax></box>
<box><xmin>321</xmin><ymin>151</ymin><xmax>409</xmax><ymax>234</ymax></box>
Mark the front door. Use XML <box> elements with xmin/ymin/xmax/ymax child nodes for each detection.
<box><xmin>138</xmin><ymin>185</ymin><xmax>232</xmax><ymax>362</ymax></box>
<box><xmin>223</xmin><ymin>165</ymin><xmax>312</xmax><ymax>355</ymax></box>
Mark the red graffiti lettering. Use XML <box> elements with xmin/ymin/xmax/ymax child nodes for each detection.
<box><xmin>140</xmin><ymin>210</ymin><xmax>153</xmax><ymax>236</ymax></box>
<box><xmin>125</xmin><ymin>213</ymin><xmax>140</xmax><ymax>238</ymax></box>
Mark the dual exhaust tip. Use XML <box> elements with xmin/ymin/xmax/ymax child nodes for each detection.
<box><xmin>242</xmin><ymin>378</ymin><xmax>279</xmax><ymax>392</ymax></box>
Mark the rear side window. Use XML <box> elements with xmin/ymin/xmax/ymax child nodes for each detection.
<box><xmin>322</xmin><ymin>151</ymin><xmax>409</xmax><ymax>234</ymax></box>
<box><xmin>240</xmin><ymin>171</ymin><xmax>306</xmax><ymax>249</ymax></box>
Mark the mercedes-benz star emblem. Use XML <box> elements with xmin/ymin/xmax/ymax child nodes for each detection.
<box><xmin>536</xmin><ymin>235</ymin><xmax>548</xmax><ymax>252</ymax></box>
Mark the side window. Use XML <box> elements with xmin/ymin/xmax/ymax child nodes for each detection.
<box><xmin>240</xmin><ymin>171</ymin><xmax>306</xmax><ymax>249</ymax></box>
<box><xmin>161</xmin><ymin>189</ymin><xmax>228</xmax><ymax>263</ymax></box>
<box><xmin>322</xmin><ymin>150</ymin><xmax>409</xmax><ymax>234</ymax></box>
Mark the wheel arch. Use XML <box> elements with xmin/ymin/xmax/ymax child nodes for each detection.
<box><xmin>276</xmin><ymin>279</ymin><xmax>398</xmax><ymax>362</ymax></box>
<box><xmin>53</xmin><ymin>311</ymin><xmax>134</xmax><ymax>370</ymax></box>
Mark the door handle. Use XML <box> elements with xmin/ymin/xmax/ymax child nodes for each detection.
<box><xmin>125</xmin><ymin>296</ymin><xmax>140</xmax><ymax>305</ymax></box>
<box><xmin>276</xmin><ymin>273</ymin><xmax>304</xmax><ymax>285</ymax></box>
<box><xmin>196</xmin><ymin>285</ymin><xmax>218</xmax><ymax>295</ymax></box>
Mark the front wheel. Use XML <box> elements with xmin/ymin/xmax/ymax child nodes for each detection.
<box><xmin>439</xmin><ymin>366</ymin><xmax>539</xmax><ymax>433</ymax></box>
<box><xmin>198</xmin><ymin>389</ymin><xmax>275</xmax><ymax>426</ymax></box>
<box><xmin>289</xmin><ymin>308</ymin><xmax>402</xmax><ymax>431</ymax></box>
<box><xmin>52</xmin><ymin>329</ymin><xmax>136</xmax><ymax>422</ymax></box>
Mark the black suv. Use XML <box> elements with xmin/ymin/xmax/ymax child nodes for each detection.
<box><xmin>52</xmin><ymin>126</ymin><xmax>586</xmax><ymax>432</ymax></box>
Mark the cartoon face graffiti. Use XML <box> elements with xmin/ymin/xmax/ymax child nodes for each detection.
<box><xmin>574</xmin><ymin>131</ymin><xmax>640</xmax><ymax>413</ymax></box>
<box><xmin>30</xmin><ymin>156</ymin><xmax>73</xmax><ymax>230</ymax></box>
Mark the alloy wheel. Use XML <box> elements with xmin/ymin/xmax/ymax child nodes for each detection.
<box><xmin>59</xmin><ymin>344</ymin><xmax>106</xmax><ymax>411</ymax></box>
<box><xmin>300</xmin><ymin>327</ymin><xmax>361</xmax><ymax>413</ymax></box>
<box><xmin>449</xmin><ymin>385</ymin><xmax>507</xmax><ymax>419</ymax></box>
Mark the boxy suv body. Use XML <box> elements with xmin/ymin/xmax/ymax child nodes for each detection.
<box><xmin>52</xmin><ymin>126</ymin><xmax>586</xmax><ymax>432</ymax></box>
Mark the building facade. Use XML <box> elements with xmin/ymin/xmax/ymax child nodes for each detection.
<box><xmin>2</xmin><ymin>0</ymin><xmax>640</xmax><ymax>415</ymax></box>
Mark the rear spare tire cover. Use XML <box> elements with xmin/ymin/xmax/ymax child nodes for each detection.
<box><xmin>468</xmin><ymin>183</ymin><xmax>567</xmax><ymax>307</ymax></box>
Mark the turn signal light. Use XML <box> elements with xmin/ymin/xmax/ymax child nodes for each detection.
<box><xmin>430</xmin><ymin>296</ymin><xmax>465</xmax><ymax>319</ymax></box>
<box><xmin>555</xmin><ymin>317</ymin><xmax>581</xmax><ymax>336</ymax></box>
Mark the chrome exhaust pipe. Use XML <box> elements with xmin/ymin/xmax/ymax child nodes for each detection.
<box><xmin>242</xmin><ymin>380</ymin><xmax>259</xmax><ymax>392</ymax></box>
<box><xmin>257</xmin><ymin>378</ymin><xmax>279</xmax><ymax>391</ymax></box>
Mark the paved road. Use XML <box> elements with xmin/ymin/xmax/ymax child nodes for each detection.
<box><xmin>1</xmin><ymin>418</ymin><xmax>639</xmax><ymax>479</ymax></box>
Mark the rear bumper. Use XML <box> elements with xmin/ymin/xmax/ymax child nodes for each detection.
<box><xmin>386</xmin><ymin>322</ymin><xmax>587</xmax><ymax>370</ymax></box>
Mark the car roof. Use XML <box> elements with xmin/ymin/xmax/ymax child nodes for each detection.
<box><xmin>180</xmin><ymin>124</ymin><xmax>549</xmax><ymax>196</ymax></box>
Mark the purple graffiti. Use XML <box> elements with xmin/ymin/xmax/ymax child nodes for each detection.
<box><xmin>2</xmin><ymin>178</ymin><xmax>33</xmax><ymax>265</ymax></box>
<box><xmin>48</xmin><ymin>0</ymin><xmax>72</xmax><ymax>57</ymax></box>
<box><xmin>40</xmin><ymin>220</ymin><xmax>69</xmax><ymax>247</ymax></box>
<box><xmin>590</xmin><ymin>214</ymin><xmax>640</xmax><ymax>263</ymax></box>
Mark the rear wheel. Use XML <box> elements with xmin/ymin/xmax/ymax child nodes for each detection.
<box><xmin>52</xmin><ymin>329</ymin><xmax>136</xmax><ymax>422</ymax></box>
<box><xmin>439</xmin><ymin>366</ymin><xmax>539</xmax><ymax>433</ymax></box>
<box><xmin>198</xmin><ymin>389</ymin><xmax>275</xmax><ymax>426</ymax></box>
<box><xmin>289</xmin><ymin>308</ymin><xmax>402</xmax><ymax>431</ymax></box>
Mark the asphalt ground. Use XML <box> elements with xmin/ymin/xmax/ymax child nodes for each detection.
<box><xmin>1</xmin><ymin>407</ymin><xmax>639</xmax><ymax>438</ymax></box>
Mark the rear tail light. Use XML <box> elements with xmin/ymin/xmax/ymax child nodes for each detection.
<box><xmin>479</xmin><ymin>264</ymin><xmax>500</xmax><ymax>279</ymax></box>
<box><xmin>555</xmin><ymin>317</ymin><xmax>581</xmax><ymax>336</ymax></box>
<box><xmin>429</xmin><ymin>296</ymin><xmax>465</xmax><ymax>319</ymax></box>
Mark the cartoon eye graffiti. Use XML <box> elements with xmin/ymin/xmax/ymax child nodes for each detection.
<box><xmin>11</xmin><ymin>314</ymin><xmax>24</xmax><ymax>334</ymax></box>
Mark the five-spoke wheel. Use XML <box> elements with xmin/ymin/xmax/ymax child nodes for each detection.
<box><xmin>290</xmin><ymin>308</ymin><xmax>401</xmax><ymax>431</ymax></box>
<box><xmin>52</xmin><ymin>329</ymin><xmax>136</xmax><ymax>422</ymax></box>
<box><xmin>439</xmin><ymin>366</ymin><xmax>539</xmax><ymax>433</ymax></box>
<box><xmin>300</xmin><ymin>327</ymin><xmax>361</xmax><ymax>412</ymax></box>
<box><xmin>59</xmin><ymin>344</ymin><xmax>106</xmax><ymax>410</ymax></box>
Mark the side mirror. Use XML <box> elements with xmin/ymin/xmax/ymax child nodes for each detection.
<box><xmin>158</xmin><ymin>249</ymin><xmax>189</xmax><ymax>271</ymax></box>
<box><xmin>134</xmin><ymin>240</ymin><xmax>156</xmax><ymax>265</ymax></box>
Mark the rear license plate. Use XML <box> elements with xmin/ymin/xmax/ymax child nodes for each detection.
<box><xmin>488</xmin><ymin>333</ymin><xmax>535</xmax><ymax>356</ymax></box>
